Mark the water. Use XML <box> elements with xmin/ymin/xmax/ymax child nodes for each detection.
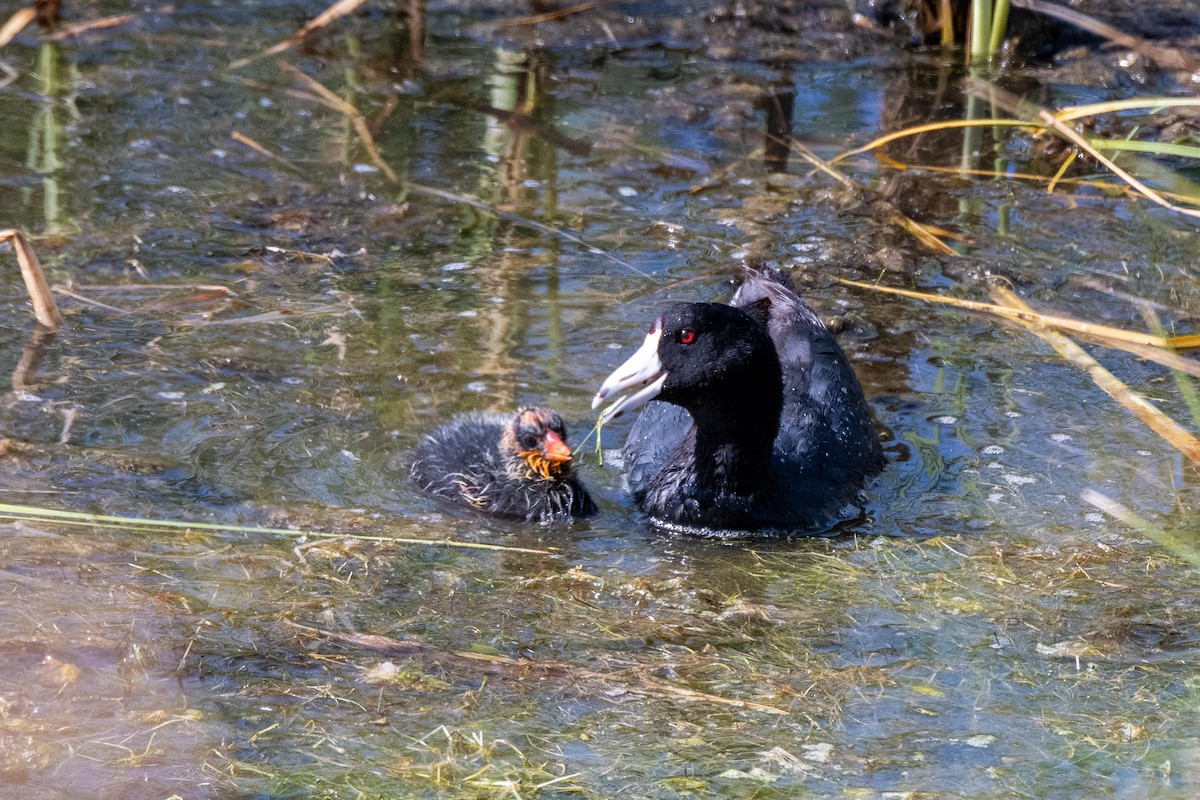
<box><xmin>2</xmin><ymin>2</ymin><xmax>1200</xmax><ymax>797</ymax></box>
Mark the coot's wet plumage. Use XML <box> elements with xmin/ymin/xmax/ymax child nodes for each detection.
<box><xmin>410</xmin><ymin>407</ymin><xmax>596</xmax><ymax>522</ymax></box>
<box><xmin>593</xmin><ymin>269</ymin><xmax>884</xmax><ymax>534</ymax></box>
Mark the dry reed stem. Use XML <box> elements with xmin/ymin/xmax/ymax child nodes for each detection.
<box><xmin>495</xmin><ymin>0</ymin><xmax>615</xmax><ymax>27</ymax></box>
<box><xmin>48</xmin><ymin>282</ymin><xmax>236</xmax><ymax>315</ymax></box>
<box><xmin>1071</xmin><ymin>335</ymin><xmax>1200</xmax><ymax>381</ymax></box>
<box><xmin>989</xmin><ymin>284</ymin><xmax>1200</xmax><ymax>464</ymax></box>
<box><xmin>229</xmin><ymin>0</ymin><xmax>370</xmax><ymax>69</ymax></box>
<box><xmin>189</xmin><ymin>304</ymin><xmax>349</xmax><ymax>326</ymax></box>
<box><xmin>0</xmin><ymin>501</ymin><xmax>559</xmax><ymax>554</ymax></box>
<box><xmin>1168</xmin><ymin>334</ymin><xmax>1200</xmax><ymax>352</ymax></box>
<box><xmin>832</xmin><ymin>100</ymin><xmax>1200</xmax><ymax>169</ymax></box>
<box><xmin>787</xmin><ymin>139</ymin><xmax>956</xmax><ymax>255</ymax></box>
<box><xmin>46</xmin><ymin>13</ymin><xmax>135</xmax><ymax>41</ymax></box>
<box><xmin>231</xmin><ymin>127</ymin><xmax>281</xmax><ymax>155</ymax></box>
<box><xmin>277</xmin><ymin>61</ymin><xmax>399</xmax><ymax>182</ymax></box>
<box><xmin>1080</xmin><ymin>489</ymin><xmax>1150</xmax><ymax>529</ymax></box>
<box><xmin>1053</xmin><ymin>98</ymin><xmax>1200</xmax><ymax>120</ymax></box>
<box><xmin>884</xmin><ymin>209</ymin><xmax>958</xmax><ymax>255</ymax></box>
<box><xmin>856</xmin><ymin>157</ymin><xmax>1200</xmax><ymax>209</ymax></box>
<box><xmin>788</xmin><ymin>138</ymin><xmax>856</xmax><ymax>190</ymax></box>
<box><xmin>0</xmin><ymin>8</ymin><xmax>35</xmax><ymax>47</ymax></box>
<box><xmin>0</xmin><ymin>229</ymin><xmax>62</xmax><ymax>330</ymax></box>
<box><xmin>843</xmin><ymin>274</ymin><xmax>1200</xmax><ymax>383</ymax></box>
<box><xmin>829</xmin><ymin>119</ymin><xmax>1035</xmax><ymax>166</ymax></box>
<box><xmin>68</xmin><ymin>282</ymin><xmax>237</xmax><ymax>294</ymax></box>
<box><xmin>968</xmin><ymin>80</ymin><xmax>1200</xmax><ymax>220</ymax></box>
<box><xmin>230</xmin><ymin>130</ymin><xmax>303</xmax><ymax>172</ymax></box>
<box><xmin>836</xmin><ymin>278</ymin><xmax>1168</xmax><ymax>349</ymax></box>
<box><xmin>687</xmin><ymin>145</ymin><xmax>765</xmax><ymax>195</ymax></box>
<box><xmin>51</xmin><ymin>286</ymin><xmax>128</xmax><ymax>313</ymax></box>
<box><xmin>831</xmin><ymin>97</ymin><xmax>1200</xmax><ymax>212</ymax></box>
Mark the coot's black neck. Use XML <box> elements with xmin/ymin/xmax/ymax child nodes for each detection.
<box><xmin>649</xmin><ymin>348</ymin><xmax>785</xmax><ymax>528</ymax></box>
<box><xmin>689</xmin><ymin>388</ymin><xmax>781</xmax><ymax>482</ymax></box>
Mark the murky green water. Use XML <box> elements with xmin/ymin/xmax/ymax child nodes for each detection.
<box><xmin>3</xmin><ymin>2</ymin><xmax>1200</xmax><ymax>797</ymax></box>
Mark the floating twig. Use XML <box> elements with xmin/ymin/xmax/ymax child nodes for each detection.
<box><xmin>51</xmin><ymin>285</ymin><xmax>130</xmax><ymax>313</ymax></box>
<box><xmin>65</xmin><ymin>283</ymin><xmax>237</xmax><ymax>294</ymax></box>
<box><xmin>231</xmin><ymin>130</ymin><xmax>304</xmax><ymax>172</ymax></box>
<box><xmin>48</xmin><ymin>282</ymin><xmax>237</xmax><ymax>314</ymax></box>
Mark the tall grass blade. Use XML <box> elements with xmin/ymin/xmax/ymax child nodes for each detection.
<box><xmin>987</xmin><ymin>0</ymin><xmax>1010</xmax><ymax>57</ymax></box>
<box><xmin>969</xmin><ymin>0</ymin><xmax>994</xmax><ymax>61</ymax></box>
<box><xmin>0</xmin><ymin>502</ymin><xmax>557</xmax><ymax>555</ymax></box>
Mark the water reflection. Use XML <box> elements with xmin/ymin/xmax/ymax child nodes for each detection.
<box><xmin>4</xmin><ymin>41</ymin><xmax>72</xmax><ymax>236</ymax></box>
<box><xmin>759</xmin><ymin>75</ymin><xmax>794</xmax><ymax>173</ymax></box>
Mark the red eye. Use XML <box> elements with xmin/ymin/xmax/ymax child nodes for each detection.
<box><xmin>678</xmin><ymin>329</ymin><xmax>696</xmax><ymax>345</ymax></box>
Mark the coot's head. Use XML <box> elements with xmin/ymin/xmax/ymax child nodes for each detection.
<box><xmin>500</xmin><ymin>407</ymin><xmax>576</xmax><ymax>480</ymax></box>
<box><xmin>592</xmin><ymin>302</ymin><xmax>781</xmax><ymax>420</ymax></box>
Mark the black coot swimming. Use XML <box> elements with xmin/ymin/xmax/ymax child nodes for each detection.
<box><xmin>592</xmin><ymin>269</ymin><xmax>884</xmax><ymax>534</ymax></box>
<box><xmin>410</xmin><ymin>407</ymin><xmax>596</xmax><ymax>522</ymax></box>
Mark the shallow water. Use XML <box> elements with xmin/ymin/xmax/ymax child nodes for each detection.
<box><xmin>2</xmin><ymin>1</ymin><xmax>1200</xmax><ymax>797</ymax></box>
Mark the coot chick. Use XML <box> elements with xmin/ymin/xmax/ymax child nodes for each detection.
<box><xmin>592</xmin><ymin>269</ymin><xmax>883</xmax><ymax>534</ymax></box>
<box><xmin>410</xmin><ymin>407</ymin><xmax>596</xmax><ymax>522</ymax></box>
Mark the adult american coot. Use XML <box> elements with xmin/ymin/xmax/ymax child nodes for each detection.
<box><xmin>593</xmin><ymin>269</ymin><xmax>884</xmax><ymax>534</ymax></box>
<box><xmin>410</xmin><ymin>407</ymin><xmax>596</xmax><ymax>522</ymax></box>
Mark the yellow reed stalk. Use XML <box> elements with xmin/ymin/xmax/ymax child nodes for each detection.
<box><xmin>837</xmin><ymin>278</ymin><xmax>1167</xmax><ymax>349</ymax></box>
<box><xmin>990</xmin><ymin>285</ymin><xmax>1200</xmax><ymax>464</ymax></box>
